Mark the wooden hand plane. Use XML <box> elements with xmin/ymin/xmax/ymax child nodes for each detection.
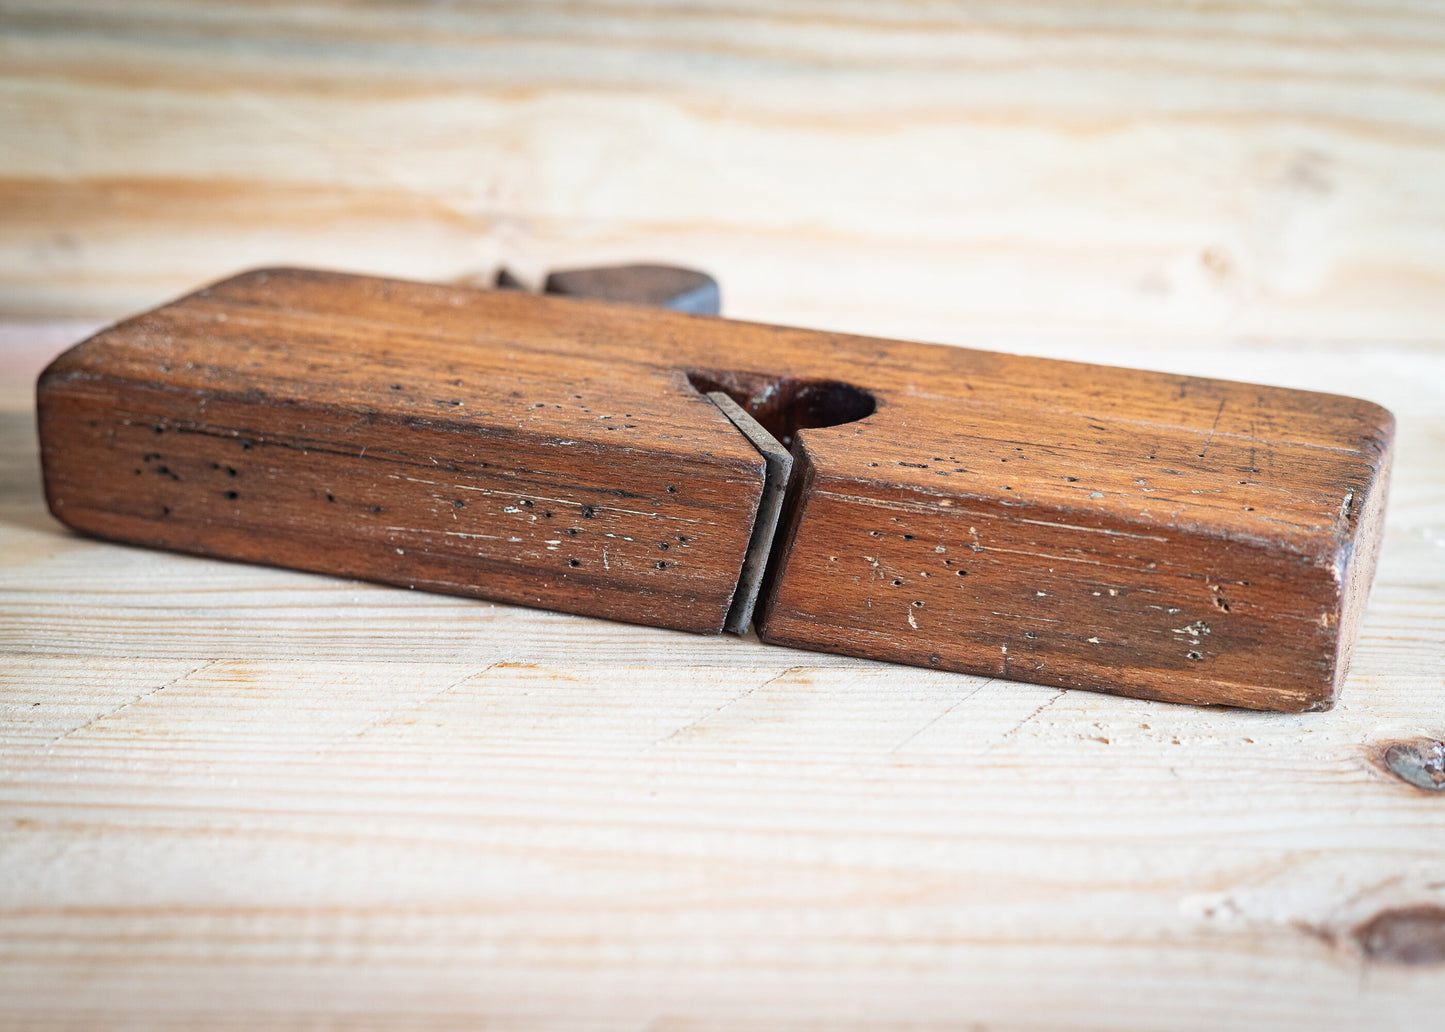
<box><xmin>36</xmin><ymin>267</ymin><xmax>1393</xmax><ymax>711</ymax></box>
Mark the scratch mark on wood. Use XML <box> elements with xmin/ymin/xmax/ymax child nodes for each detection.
<box><xmin>324</xmin><ymin>662</ymin><xmax>501</xmax><ymax>752</ymax></box>
<box><xmin>643</xmin><ymin>666</ymin><xmax>804</xmax><ymax>752</ymax></box>
<box><xmin>1198</xmin><ymin>398</ymin><xmax>1226</xmax><ymax>459</ymax></box>
<box><xmin>890</xmin><ymin>679</ymin><xmax>992</xmax><ymax>755</ymax></box>
<box><xmin>1011</xmin><ymin>517</ymin><xmax>1170</xmax><ymax>542</ymax></box>
<box><xmin>991</xmin><ymin>688</ymin><xmax>1067</xmax><ymax>748</ymax></box>
<box><xmin>47</xmin><ymin>658</ymin><xmax>219</xmax><ymax>747</ymax></box>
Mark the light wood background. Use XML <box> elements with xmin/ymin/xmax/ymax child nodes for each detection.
<box><xmin>2</xmin><ymin>1</ymin><xmax>1444</xmax><ymax>1028</ymax></box>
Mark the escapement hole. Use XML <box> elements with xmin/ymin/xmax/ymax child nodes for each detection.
<box><xmin>687</xmin><ymin>369</ymin><xmax>875</xmax><ymax>450</ymax></box>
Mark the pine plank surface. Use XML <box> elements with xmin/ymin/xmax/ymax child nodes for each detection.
<box><xmin>2</xmin><ymin>1</ymin><xmax>1445</xmax><ymax>1027</ymax></box>
<box><xmin>3</xmin><ymin>0</ymin><xmax>1445</xmax><ymax>345</ymax></box>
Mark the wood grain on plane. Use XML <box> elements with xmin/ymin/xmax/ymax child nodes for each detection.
<box><xmin>37</xmin><ymin>268</ymin><xmax>1393</xmax><ymax>710</ymax></box>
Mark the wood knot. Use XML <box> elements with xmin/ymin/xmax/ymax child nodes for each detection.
<box><xmin>1373</xmin><ymin>738</ymin><xmax>1445</xmax><ymax>792</ymax></box>
<box><xmin>1352</xmin><ymin>905</ymin><xmax>1445</xmax><ymax>965</ymax></box>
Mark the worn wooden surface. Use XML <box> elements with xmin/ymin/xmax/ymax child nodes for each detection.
<box><xmin>38</xmin><ymin>268</ymin><xmax>1393</xmax><ymax>710</ymax></box>
<box><xmin>35</xmin><ymin>271</ymin><xmax>772</xmax><ymax>636</ymax></box>
<box><xmin>3</xmin><ymin>0</ymin><xmax>1445</xmax><ymax>1027</ymax></box>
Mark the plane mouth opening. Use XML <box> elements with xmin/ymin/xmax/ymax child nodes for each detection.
<box><xmin>686</xmin><ymin>370</ymin><xmax>875</xmax><ymax>451</ymax></box>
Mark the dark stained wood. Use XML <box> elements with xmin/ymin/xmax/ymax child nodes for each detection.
<box><xmin>36</xmin><ymin>268</ymin><xmax>1394</xmax><ymax>710</ymax></box>
<box><xmin>35</xmin><ymin>270</ymin><xmax>767</xmax><ymax>635</ymax></box>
